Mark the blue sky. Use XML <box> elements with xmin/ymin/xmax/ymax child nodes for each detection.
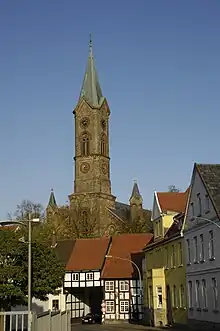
<box><xmin>1</xmin><ymin>0</ymin><xmax>220</xmax><ymax>218</ymax></box>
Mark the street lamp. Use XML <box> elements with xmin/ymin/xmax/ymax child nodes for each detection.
<box><xmin>105</xmin><ymin>255</ymin><xmax>143</xmax><ymax>296</ymax></box>
<box><xmin>0</xmin><ymin>218</ymin><xmax>39</xmax><ymax>331</ymax></box>
<box><xmin>192</xmin><ymin>216</ymin><xmax>220</xmax><ymax>229</ymax></box>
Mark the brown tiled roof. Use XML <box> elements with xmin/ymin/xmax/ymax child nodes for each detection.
<box><xmin>0</xmin><ymin>225</ymin><xmax>19</xmax><ymax>232</ymax></box>
<box><xmin>157</xmin><ymin>188</ymin><xmax>189</xmax><ymax>213</ymax></box>
<box><xmin>55</xmin><ymin>240</ymin><xmax>76</xmax><ymax>265</ymax></box>
<box><xmin>66</xmin><ymin>237</ymin><xmax>110</xmax><ymax>271</ymax></box>
<box><xmin>101</xmin><ymin>233</ymin><xmax>153</xmax><ymax>279</ymax></box>
<box><xmin>196</xmin><ymin>164</ymin><xmax>220</xmax><ymax>217</ymax></box>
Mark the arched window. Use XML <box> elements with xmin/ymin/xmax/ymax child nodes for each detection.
<box><xmin>81</xmin><ymin>133</ymin><xmax>90</xmax><ymax>156</ymax></box>
<box><xmin>100</xmin><ymin>134</ymin><xmax>107</xmax><ymax>156</ymax></box>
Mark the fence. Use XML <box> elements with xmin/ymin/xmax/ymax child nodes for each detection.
<box><xmin>0</xmin><ymin>310</ymin><xmax>71</xmax><ymax>331</ymax></box>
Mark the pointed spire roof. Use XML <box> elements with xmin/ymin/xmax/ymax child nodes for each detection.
<box><xmin>130</xmin><ymin>180</ymin><xmax>142</xmax><ymax>200</ymax></box>
<box><xmin>48</xmin><ymin>189</ymin><xmax>57</xmax><ymax>208</ymax></box>
<box><xmin>79</xmin><ymin>35</ymin><xmax>104</xmax><ymax>107</ymax></box>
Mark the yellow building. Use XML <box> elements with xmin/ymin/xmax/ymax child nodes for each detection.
<box><xmin>143</xmin><ymin>189</ymin><xmax>189</xmax><ymax>327</ymax></box>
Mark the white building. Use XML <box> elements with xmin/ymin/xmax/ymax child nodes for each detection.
<box><xmin>183</xmin><ymin>163</ymin><xmax>220</xmax><ymax>328</ymax></box>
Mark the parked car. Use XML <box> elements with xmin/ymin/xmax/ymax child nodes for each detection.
<box><xmin>82</xmin><ymin>313</ymin><xmax>101</xmax><ymax>324</ymax></box>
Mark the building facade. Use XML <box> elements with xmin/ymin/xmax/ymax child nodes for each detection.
<box><xmin>143</xmin><ymin>190</ymin><xmax>188</xmax><ymax>327</ymax></box>
<box><xmin>101</xmin><ymin>234</ymin><xmax>152</xmax><ymax>323</ymax></box>
<box><xmin>183</xmin><ymin>163</ymin><xmax>220</xmax><ymax>328</ymax></box>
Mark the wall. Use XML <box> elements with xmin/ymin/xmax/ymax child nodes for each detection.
<box><xmin>144</xmin><ymin>237</ymin><xmax>187</xmax><ymax>327</ymax></box>
<box><xmin>184</xmin><ymin>169</ymin><xmax>220</xmax><ymax>325</ymax></box>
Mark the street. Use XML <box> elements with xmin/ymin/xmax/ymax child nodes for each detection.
<box><xmin>71</xmin><ymin>323</ymin><xmax>187</xmax><ymax>331</ymax></box>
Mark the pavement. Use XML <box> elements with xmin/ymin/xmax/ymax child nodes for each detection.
<box><xmin>71</xmin><ymin>323</ymin><xmax>187</xmax><ymax>331</ymax></box>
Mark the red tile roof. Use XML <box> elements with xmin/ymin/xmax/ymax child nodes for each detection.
<box><xmin>101</xmin><ymin>233</ymin><xmax>153</xmax><ymax>279</ymax></box>
<box><xmin>66</xmin><ymin>237</ymin><xmax>110</xmax><ymax>271</ymax></box>
<box><xmin>157</xmin><ymin>188</ymin><xmax>189</xmax><ymax>213</ymax></box>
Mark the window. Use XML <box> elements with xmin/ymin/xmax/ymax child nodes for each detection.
<box><xmin>100</xmin><ymin>134</ymin><xmax>107</xmax><ymax>156</ymax></box>
<box><xmin>178</xmin><ymin>242</ymin><xmax>183</xmax><ymax>265</ymax></box>
<box><xmin>209</xmin><ymin>230</ymin><xmax>215</xmax><ymax>260</ymax></box>
<box><xmin>81</xmin><ymin>133</ymin><xmax>90</xmax><ymax>156</ymax></box>
<box><xmin>72</xmin><ymin>273</ymin><xmax>79</xmax><ymax>281</ymax></box>
<box><xmin>173</xmin><ymin>285</ymin><xmax>177</xmax><ymax>307</ymax></box>
<box><xmin>201</xmin><ymin>279</ymin><xmax>207</xmax><ymax>309</ymax></box>
<box><xmin>200</xmin><ymin>234</ymin><xmax>205</xmax><ymax>262</ymax></box>
<box><xmin>156</xmin><ymin>286</ymin><xmax>163</xmax><ymax>308</ymax></box>
<box><xmin>106</xmin><ymin>301</ymin><xmax>114</xmax><ymax>313</ymax></box>
<box><xmin>148</xmin><ymin>286</ymin><xmax>153</xmax><ymax>308</ymax></box>
<box><xmin>195</xmin><ymin>280</ymin><xmax>200</xmax><ymax>309</ymax></box>
<box><xmin>86</xmin><ymin>273</ymin><xmax>93</xmax><ymax>281</ymax></box>
<box><xmin>205</xmin><ymin>194</ymin><xmax>210</xmax><ymax>213</ymax></box>
<box><xmin>179</xmin><ymin>285</ymin><xmax>185</xmax><ymax>308</ymax></box>
<box><xmin>52</xmin><ymin>299</ymin><xmax>59</xmax><ymax>311</ymax></box>
<box><xmin>212</xmin><ymin>278</ymin><xmax>218</xmax><ymax>310</ymax></box>
<box><xmin>193</xmin><ymin>236</ymin><xmax>198</xmax><ymax>263</ymax></box>
<box><xmin>188</xmin><ymin>281</ymin><xmax>193</xmax><ymax>308</ymax></box>
<box><xmin>165</xmin><ymin>247</ymin><xmax>169</xmax><ymax>268</ymax></box>
<box><xmin>197</xmin><ymin>193</ymin><xmax>202</xmax><ymax>216</ymax></box>
<box><xmin>186</xmin><ymin>239</ymin><xmax>191</xmax><ymax>264</ymax></box>
<box><xmin>120</xmin><ymin>301</ymin><xmax>129</xmax><ymax>313</ymax></box>
<box><xmin>119</xmin><ymin>281</ymin><xmax>129</xmax><ymax>291</ymax></box>
<box><xmin>105</xmin><ymin>281</ymin><xmax>114</xmax><ymax>291</ymax></box>
<box><xmin>190</xmin><ymin>202</ymin><xmax>195</xmax><ymax>218</ymax></box>
<box><xmin>171</xmin><ymin>245</ymin><xmax>176</xmax><ymax>267</ymax></box>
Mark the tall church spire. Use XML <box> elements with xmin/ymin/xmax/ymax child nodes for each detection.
<box><xmin>79</xmin><ymin>35</ymin><xmax>104</xmax><ymax>107</ymax></box>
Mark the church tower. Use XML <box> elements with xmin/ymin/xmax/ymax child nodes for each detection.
<box><xmin>69</xmin><ymin>37</ymin><xmax>116</xmax><ymax>235</ymax></box>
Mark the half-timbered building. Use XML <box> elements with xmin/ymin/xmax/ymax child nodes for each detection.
<box><xmin>64</xmin><ymin>237</ymin><xmax>111</xmax><ymax>319</ymax></box>
<box><xmin>101</xmin><ymin>234</ymin><xmax>153</xmax><ymax>323</ymax></box>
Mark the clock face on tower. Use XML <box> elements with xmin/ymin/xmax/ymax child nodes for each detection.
<box><xmin>80</xmin><ymin>162</ymin><xmax>90</xmax><ymax>174</ymax></box>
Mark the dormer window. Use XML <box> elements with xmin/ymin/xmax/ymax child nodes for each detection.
<box><xmin>205</xmin><ymin>194</ymin><xmax>210</xmax><ymax>214</ymax></box>
<box><xmin>197</xmin><ymin>193</ymin><xmax>202</xmax><ymax>216</ymax></box>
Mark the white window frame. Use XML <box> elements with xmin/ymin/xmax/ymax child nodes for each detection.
<box><xmin>193</xmin><ymin>236</ymin><xmax>198</xmax><ymax>263</ymax></box>
<box><xmin>105</xmin><ymin>281</ymin><xmax>114</xmax><ymax>292</ymax></box>
<box><xmin>178</xmin><ymin>242</ymin><xmax>183</xmax><ymax>266</ymax></box>
<box><xmin>119</xmin><ymin>280</ymin><xmax>129</xmax><ymax>292</ymax></box>
<box><xmin>106</xmin><ymin>300</ymin><xmax>114</xmax><ymax>313</ymax></box>
<box><xmin>195</xmin><ymin>280</ymin><xmax>200</xmax><ymax>308</ymax></box>
<box><xmin>120</xmin><ymin>300</ymin><xmax>129</xmax><ymax>313</ymax></box>
<box><xmin>209</xmin><ymin>230</ymin><xmax>215</xmax><ymax>260</ymax></box>
<box><xmin>190</xmin><ymin>202</ymin><xmax>194</xmax><ymax>218</ymax></box>
<box><xmin>201</xmin><ymin>279</ymin><xmax>207</xmax><ymax>309</ymax></box>
<box><xmin>212</xmin><ymin>277</ymin><xmax>218</xmax><ymax>310</ymax></box>
<box><xmin>205</xmin><ymin>194</ymin><xmax>210</xmax><ymax>213</ymax></box>
<box><xmin>188</xmin><ymin>281</ymin><xmax>193</xmax><ymax>308</ymax></box>
<box><xmin>86</xmin><ymin>273</ymin><xmax>93</xmax><ymax>281</ymax></box>
<box><xmin>72</xmin><ymin>273</ymin><xmax>79</xmax><ymax>281</ymax></box>
<box><xmin>200</xmin><ymin>234</ymin><xmax>205</xmax><ymax>262</ymax></box>
<box><xmin>173</xmin><ymin>285</ymin><xmax>177</xmax><ymax>308</ymax></box>
<box><xmin>197</xmin><ymin>193</ymin><xmax>202</xmax><ymax>216</ymax></box>
<box><xmin>186</xmin><ymin>239</ymin><xmax>191</xmax><ymax>264</ymax></box>
<box><xmin>156</xmin><ymin>286</ymin><xmax>163</xmax><ymax>308</ymax></box>
<box><xmin>179</xmin><ymin>284</ymin><xmax>185</xmax><ymax>308</ymax></box>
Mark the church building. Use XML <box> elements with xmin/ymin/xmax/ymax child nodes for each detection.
<box><xmin>47</xmin><ymin>38</ymin><xmax>151</xmax><ymax>236</ymax></box>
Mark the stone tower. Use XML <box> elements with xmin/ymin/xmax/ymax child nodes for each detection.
<box><xmin>69</xmin><ymin>37</ymin><xmax>116</xmax><ymax>235</ymax></box>
<box><xmin>129</xmin><ymin>181</ymin><xmax>143</xmax><ymax>222</ymax></box>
